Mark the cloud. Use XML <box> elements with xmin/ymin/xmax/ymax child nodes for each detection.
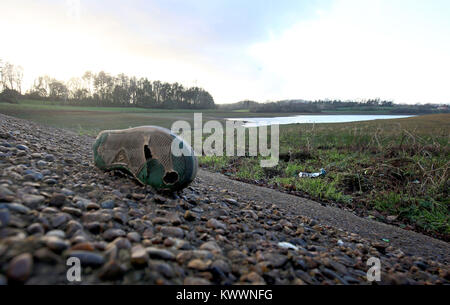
<box><xmin>1</xmin><ymin>0</ymin><xmax>449</xmax><ymax>104</ymax></box>
<box><xmin>247</xmin><ymin>0</ymin><xmax>450</xmax><ymax>104</ymax></box>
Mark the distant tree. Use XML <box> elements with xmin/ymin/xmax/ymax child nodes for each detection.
<box><xmin>49</xmin><ymin>80</ymin><xmax>68</xmax><ymax>101</ymax></box>
<box><xmin>0</xmin><ymin>61</ymin><xmax>23</xmax><ymax>93</ymax></box>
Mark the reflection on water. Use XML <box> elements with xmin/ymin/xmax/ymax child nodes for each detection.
<box><xmin>227</xmin><ymin>115</ymin><xmax>415</xmax><ymax>128</ymax></box>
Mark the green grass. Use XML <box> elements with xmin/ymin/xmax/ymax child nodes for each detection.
<box><xmin>199</xmin><ymin>114</ymin><xmax>450</xmax><ymax>238</ymax></box>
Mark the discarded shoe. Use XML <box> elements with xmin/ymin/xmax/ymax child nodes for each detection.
<box><xmin>93</xmin><ymin>126</ymin><xmax>198</xmax><ymax>191</ymax></box>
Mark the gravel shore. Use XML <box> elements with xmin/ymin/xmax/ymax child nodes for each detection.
<box><xmin>0</xmin><ymin>113</ymin><xmax>448</xmax><ymax>285</ymax></box>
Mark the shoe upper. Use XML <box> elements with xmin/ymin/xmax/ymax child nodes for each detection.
<box><xmin>93</xmin><ymin>126</ymin><xmax>197</xmax><ymax>191</ymax></box>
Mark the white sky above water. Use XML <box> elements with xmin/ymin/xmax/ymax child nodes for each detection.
<box><xmin>1</xmin><ymin>0</ymin><xmax>449</xmax><ymax>104</ymax></box>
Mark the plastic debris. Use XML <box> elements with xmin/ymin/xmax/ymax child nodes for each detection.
<box><xmin>277</xmin><ymin>242</ymin><xmax>299</xmax><ymax>251</ymax></box>
<box><xmin>337</xmin><ymin>240</ymin><xmax>344</xmax><ymax>246</ymax></box>
<box><xmin>298</xmin><ymin>168</ymin><xmax>326</xmax><ymax>178</ymax></box>
<box><xmin>381</xmin><ymin>238</ymin><xmax>390</xmax><ymax>243</ymax></box>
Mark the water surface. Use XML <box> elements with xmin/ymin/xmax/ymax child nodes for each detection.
<box><xmin>228</xmin><ymin>115</ymin><xmax>414</xmax><ymax>127</ymax></box>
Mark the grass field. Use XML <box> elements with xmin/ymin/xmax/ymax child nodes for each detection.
<box><xmin>1</xmin><ymin>99</ymin><xmax>449</xmax><ymax>239</ymax></box>
<box><xmin>0</xmin><ymin>99</ymin><xmax>309</xmax><ymax>135</ymax></box>
<box><xmin>201</xmin><ymin>114</ymin><xmax>450</xmax><ymax>239</ymax></box>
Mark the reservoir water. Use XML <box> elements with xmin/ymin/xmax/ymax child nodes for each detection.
<box><xmin>227</xmin><ymin>115</ymin><xmax>414</xmax><ymax>128</ymax></box>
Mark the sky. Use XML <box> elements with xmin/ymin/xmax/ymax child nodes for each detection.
<box><xmin>1</xmin><ymin>0</ymin><xmax>449</xmax><ymax>104</ymax></box>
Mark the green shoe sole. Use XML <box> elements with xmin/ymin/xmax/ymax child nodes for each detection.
<box><xmin>93</xmin><ymin>126</ymin><xmax>197</xmax><ymax>192</ymax></box>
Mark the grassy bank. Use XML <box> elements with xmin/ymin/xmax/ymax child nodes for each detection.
<box><xmin>200</xmin><ymin>114</ymin><xmax>450</xmax><ymax>239</ymax></box>
<box><xmin>0</xmin><ymin>99</ymin><xmax>313</xmax><ymax>134</ymax></box>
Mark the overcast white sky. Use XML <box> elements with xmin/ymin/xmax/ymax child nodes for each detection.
<box><xmin>1</xmin><ymin>0</ymin><xmax>449</xmax><ymax>104</ymax></box>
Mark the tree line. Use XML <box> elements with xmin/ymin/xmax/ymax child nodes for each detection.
<box><xmin>220</xmin><ymin>99</ymin><xmax>449</xmax><ymax>114</ymax></box>
<box><xmin>0</xmin><ymin>60</ymin><xmax>215</xmax><ymax>109</ymax></box>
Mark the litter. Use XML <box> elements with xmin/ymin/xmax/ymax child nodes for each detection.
<box><xmin>298</xmin><ymin>168</ymin><xmax>326</xmax><ymax>178</ymax></box>
<box><xmin>277</xmin><ymin>242</ymin><xmax>299</xmax><ymax>251</ymax></box>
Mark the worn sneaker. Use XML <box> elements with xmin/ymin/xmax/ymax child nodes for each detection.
<box><xmin>93</xmin><ymin>126</ymin><xmax>197</xmax><ymax>191</ymax></box>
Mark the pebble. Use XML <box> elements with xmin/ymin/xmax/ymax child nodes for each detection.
<box><xmin>44</xmin><ymin>236</ymin><xmax>70</xmax><ymax>252</ymax></box>
<box><xmin>16</xmin><ymin>144</ymin><xmax>29</xmax><ymax>151</ymax></box>
<box><xmin>65</xmin><ymin>251</ymin><xmax>105</xmax><ymax>268</ymax></box>
<box><xmin>187</xmin><ymin>259</ymin><xmax>210</xmax><ymax>271</ymax></box>
<box><xmin>184</xmin><ymin>210</ymin><xmax>196</xmax><ymax>221</ymax></box>
<box><xmin>0</xmin><ymin>209</ymin><xmax>10</xmax><ymax>227</ymax></box>
<box><xmin>44</xmin><ymin>154</ymin><xmax>55</xmax><ymax>162</ymax></box>
<box><xmin>36</xmin><ymin>160</ymin><xmax>47</xmax><ymax>168</ymax></box>
<box><xmin>184</xmin><ymin>276</ymin><xmax>211</xmax><ymax>285</ymax></box>
<box><xmin>27</xmin><ymin>223</ymin><xmax>45</xmax><ymax>235</ymax></box>
<box><xmin>206</xmin><ymin>218</ymin><xmax>227</xmax><ymax>230</ymax></box>
<box><xmin>49</xmin><ymin>193</ymin><xmax>66</xmax><ymax>207</ymax></box>
<box><xmin>131</xmin><ymin>245</ymin><xmax>149</xmax><ymax>265</ymax></box>
<box><xmin>100</xmin><ymin>200</ymin><xmax>115</xmax><ymax>209</ymax></box>
<box><xmin>160</xmin><ymin>226</ymin><xmax>184</xmax><ymax>238</ymax></box>
<box><xmin>7</xmin><ymin>253</ymin><xmax>33</xmax><ymax>282</ymax></box>
<box><xmin>7</xmin><ymin>203</ymin><xmax>30</xmax><ymax>214</ymax></box>
<box><xmin>22</xmin><ymin>194</ymin><xmax>45</xmax><ymax>208</ymax></box>
<box><xmin>46</xmin><ymin>230</ymin><xmax>66</xmax><ymax>239</ymax></box>
<box><xmin>127</xmin><ymin>232</ymin><xmax>141</xmax><ymax>243</ymax></box>
<box><xmin>199</xmin><ymin>241</ymin><xmax>222</xmax><ymax>253</ymax></box>
<box><xmin>98</xmin><ymin>260</ymin><xmax>126</xmax><ymax>280</ymax></box>
<box><xmin>103</xmin><ymin>228</ymin><xmax>126</xmax><ymax>241</ymax></box>
<box><xmin>146</xmin><ymin>247</ymin><xmax>175</xmax><ymax>260</ymax></box>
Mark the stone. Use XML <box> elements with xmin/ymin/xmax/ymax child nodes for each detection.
<box><xmin>46</xmin><ymin>229</ymin><xmax>66</xmax><ymax>239</ymax></box>
<box><xmin>70</xmin><ymin>242</ymin><xmax>95</xmax><ymax>252</ymax></box>
<box><xmin>24</xmin><ymin>171</ymin><xmax>43</xmax><ymax>181</ymax></box>
<box><xmin>0</xmin><ymin>209</ymin><xmax>10</xmax><ymax>227</ymax></box>
<box><xmin>44</xmin><ymin>178</ymin><xmax>57</xmax><ymax>185</ymax></box>
<box><xmin>262</xmin><ymin>252</ymin><xmax>288</xmax><ymax>268</ymax></box>
<box><xmin>98</xmin><ymin>260</ymin><xmax>126</xmax><ymax>280</ymax></box>
<box><xmin>146</xmin><ymin>247</ymin><xmax>175</xmax><ymax>260</ymax></box>
<box><xmin>100</xmin><ymin>200</ymin><xmax>115</xmax><ymax>209</ymax></box>
<box><xmin>206</xmin><ymin>218</ymin><xmax>227</xmax><ymax>230</ymax></box>
<box><xmin>65</xmin><ymin>251</ymin><xmax>105</xmax><ymax>268</ymax></box>
<box><xmin>154</xmin><ymin>262</ymin><xmax>174</xmax><ymax>278</ymax></box>
<box><xmin>49</xmin><ymin>193</ymin><xmax>66</xmax><ymax>207</ymax></box>
<box><xmin>61</xmin><ymin>207</ymin><xmax>82</xmax><ymax>217</ymax></box>
<box><xmin>103</xmin><ymin>228</ymin><xmax>126</xmax><ymax>241</ymax></box>
<box><xmin>187</xmin><ymin>259</ymin><xmax>210</xmax><ymax>271</ymax></box>
<box><xmin>44</xmin><ymin>154</ymin><xmax>55</xmax><ymax>162</ymax></box>
<box><xmin>110</xmin><ymin>237</ymin><xmax>131</xmax><ymax>250</ymax></box>
<box><xmin>7</xmin><ymin>253</ymin><xmax>33</xmax><ymax>282</ymax></box>
<box><xmin>211</xmin><ymin>259</ymin><xmax>231</xmax><ymax>274</ymax></box>
<box><xmin>22</xmin><ymin>194</ymin><xmax>45</xmax><ymax>208</ymax></box>
<box><xmin>36</xmin><ymin>160</ymin><xmax>47</xmax><ymax>168</ymax></box>
<box><xmin>16</xmin><ymin>144</ymin><xmax>29</xmax><ymax>151</ymax></box>
<box><xmin>184</xmin><ymin>210</ymin><xmax>196</xmax><ymax>221</ymax></box>
<box><xmin>131</xmin><ymin>245</ymin><xmax>149</xmax><ymax>265</ymax></box>
<box><xmin>183</xmin><ymin>276</ymin><xmax>211</xmax><ymax>285</ymax></box>
<box><xmin>0</xmin><ymin>186</ymin><xmax>14</xmax><ymax>202</ymax></box>
<box><xmin>127</xmin><ymin>232</ymin><xmax>141</xmax><ymax>243</ymax></box>
<box><xmin>8</xmin><ymin>203</ymin><xmax>30</xmax><ymax>214</ymax></box>
<box><xmin>51</xmin><ymin>213</ymin><xmax>69</xmax><ymax>228</ymax></box>
<box><xmin>160</xmin><ymin>226</ymin><xmax>184</xmax><ymax>238</ymax></box>
<box><xmin>240</xmin><ymin>271</ymin><xmax>265</xmax><ymax>284</ymax></box>
<box><xmin>27</xmin><ymin>223</ymin><xmax>45</xmax><ymax>235</ymax></box>
<box><xmin>44</xmin><ymin>236</ymin><xmax>70</xmax><ymax>252</ymax></box>
<box><xmin>199</xmin><ymin>241</ymin><xmax>222</xmax><ymax>253</ymax></box>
